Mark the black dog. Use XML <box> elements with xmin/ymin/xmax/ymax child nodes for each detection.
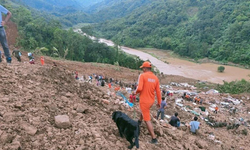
<box><xmin>112</xmin><ymin>111</ymin><xmax>140</xmax><ymax>149</ymax></box>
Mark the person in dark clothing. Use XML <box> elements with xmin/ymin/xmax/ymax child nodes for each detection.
<box><xmin>162</xmin><ymin>89</ymin><xmax>166</xmax><ymax>96</ymax></box>
<box><xmin>169</xmin><ymin>112</ymin><xmax>180</xmax><ymax>127</ymax></box>
<box><xmin>182</xmin><ymin>92</ymin><xmax>187</xmax><ymax>99</ymax></box>
<box><xmin>101</xmin><ymin>80</ymin><xmax>105</xmax><ymax>86</ymax></box>
<box><xmin>12</xmin><ymin>50</ymin><xmax>21</xmax><ymax>62</ymax></box>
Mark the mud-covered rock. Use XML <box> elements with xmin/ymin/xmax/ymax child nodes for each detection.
<box><xmin>195</xmin><ymin>140</ymin><xmax>208</xmax><ymax>149</ymax></box>
<box><xmin>55</xmin><ymin>115</ymin><xmax>71</xmax><ymax>129</ymax></box>
<box><xmin>76</xmin><ymin>105</ymin><xmax>87</xmax><ymax>113</ymax></box>
<box><xmin>0</xmin><ymin>132</ymin><xmax>14</xmax><ymax>144</ymax></box>
<box><xmin>21</xmin><ymin>122</ymin><xmax>37</xmax><ymax>135</ymax></box>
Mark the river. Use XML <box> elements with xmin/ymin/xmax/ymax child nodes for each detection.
<box><xmin>74</xmin><ymin>29</ymin><xmax>250</xmax><ymax>84</ymax></box>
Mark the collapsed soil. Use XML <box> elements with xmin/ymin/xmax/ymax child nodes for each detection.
<box><xmin>0</xmin><ymin>54</ymin><xmax>250</xmax><ymax>150</ymax></box>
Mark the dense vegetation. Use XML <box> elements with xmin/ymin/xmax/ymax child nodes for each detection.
<box><xmin>217</xmin><ymin>79</ymin><xmax>250</xmax><ymax>94</ymax></box>
<box><xmin>9</xmin><ymin>0</ymin><xmax>250</xmax><ymax>67</ymax></box>
<box><xmin>11</xmin><ymin>0</ymin><xmax>151</xmax><ymax>27</ymax></box>
<box><xmin>10</xmin><ymin>0</ymin><xmax>95</xmax><ymax>27</ymax></box>
<box><xmin>93</xmin><ymin>0</ymin><xmax>250</xmax><ymax>67</ymax></box>
<box><xmin>2</xmin><ymin>1</ymin><xmax>143</xmax><ymax>69</ymax></box>
<box><xmin>85</xmin><ymin>0</ymin><xmax>151</xmax><ymax>22</ymax></box>
<box><xmin>11</xmin><ymin>0</ymin><xmax>103</xmax><ymax>10</ymax></box>
<box><xmin>218</xmin><ymin>66</ymin><xmax>225</xmax><ymax>73</ymax></box>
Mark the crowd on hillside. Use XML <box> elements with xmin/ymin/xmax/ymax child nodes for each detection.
<box><xmin>72</xmin><ymin>69</ymin><xmax>205</xmax><ymax>135</ymax></box>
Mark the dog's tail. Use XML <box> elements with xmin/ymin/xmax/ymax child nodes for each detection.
<box><xmin>134</xmin><ymin>124</ymin><xmax>139</xmax><ymax>148</ymax></box>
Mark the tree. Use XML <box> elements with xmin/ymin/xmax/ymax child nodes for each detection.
<box><xmin>51</xmin><ymin>47</ymin><xmax>59</xmax><ymax>57</ymax></box>
<box><xmin>218</xmin><ymin>66</ymin><xmax>225</xmax><ymax>73</ymax></box>
<box><xmin>34</xmin><ymin>47</ymin><xmax>49</xmax><ymax>55</ymax></box>
<box><xmin>81</xmin><ymin>26</ymin><xmax>93</xmax><ymax>36</ymax></box>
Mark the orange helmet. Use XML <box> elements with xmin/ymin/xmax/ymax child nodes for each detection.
<box><xmin>140</xmin><ymin>61</ymin><xmax>152</xmax><ymax>68</ymax></box>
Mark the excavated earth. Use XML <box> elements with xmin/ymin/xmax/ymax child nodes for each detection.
<box><xmin>0</xmin><ymin>54</ymin><xmax>250</xmax><ymax>150</ymax></box>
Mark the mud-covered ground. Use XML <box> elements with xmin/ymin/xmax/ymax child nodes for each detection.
<box><xmin>0</xmin><ymin>55</ymin><xmax>250</xmax><ymax>150</ymax></box>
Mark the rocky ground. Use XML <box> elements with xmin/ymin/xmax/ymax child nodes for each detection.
<box><xmin>0</xmin><ymin>54</ymin><xmax>250</xmax><ymax>150</ymax></box>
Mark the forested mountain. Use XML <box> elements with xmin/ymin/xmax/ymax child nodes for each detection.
<box><xmin>12</xmin><ymin>0</ymin><xmax>105</xmax><ymax>9</ymax></box>
<box><xmin>5</xmin><ymin>0</ymin><xmax>250</xmax><ymax>67</ymax></box>
<box><xmin>10</xmin><ymin>0</ymin><xmax>95</xmax><ymax>26</ymax></box>
<box><xmin>78</xmin><ymin>0</ymin><xmax>104</xmax><ymax>8</ymax></box>
<box><xmin>12</xmin><ymin>0</ymin><xmax>82</xmax><ymax>11</ymax></box>
<box><xmin>93</xmin><ymin>0</ymin><xmax>250</xmax><ymax>66</ymax></box>
<box><xmin>87</xmin><ymin>0</ymin><xmax>152</xmax><ymax>22</ymax></box>
<box><xmin>0</xmin><ymin>0</ymin><xmax>143</xmax><ymax>69</ymax></box>
<box><xmin>12</xmin><ymin>0</ymin><xmax>151</xmax><ymax>25</ymax></box>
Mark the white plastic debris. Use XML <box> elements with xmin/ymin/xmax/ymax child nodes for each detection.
<box><xmin>165</xmin><ymin>115</ymin><xmax>171</xmax><ymax>119</ymax></box>
<box><xmin>206</xmin><ymin>89</ymin><xmax>219</xmax><ymax>95</ymax></box>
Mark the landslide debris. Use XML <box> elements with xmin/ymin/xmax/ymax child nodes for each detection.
<box><xmin>0</xmin><ymin>61</ymin><xmax>249</xmax><ymax>150</ymax></box>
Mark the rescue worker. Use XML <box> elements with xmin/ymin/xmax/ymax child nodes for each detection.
<box><xmin>134</xmin><ymin>61</ymin><xmax>161</xmax><ymax>144</ymax></box>
<box><xmin>214</xmin><ymin>106</ymin><xmax>219</xmax><ymax>114</ymax></box>
<box><xmin>40</xmin><ymin>56</ymin><xmax>44</xmax><ymax>65</ymax></box>
<box><xmin>194</xmin><ymin>96</ymin><xmax>200</xmax><ymax>104</ymax></box>
<box><xmin>185</xmin><ymin>94</ymin><xmax>191</xmax><ymax>101</ymax></box>
<box><xmin>108</xmin><ymin>83</ymin><xmax>112</xmax><ymax>88</ymax></box>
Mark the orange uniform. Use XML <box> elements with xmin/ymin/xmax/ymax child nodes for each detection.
<box><xmin>114</xmin><ymin>87</ymin><xmax>120</xmax><ymax>91</ymax></box>
<box><xmin>185</xmin><ymin>95</ymin><xmax>190</xmax><ymax>99</ymax></box>
<box><xmin>40</xmin><ymin>56</ymin><xmax>44</xmax><ymax>65</ymax></box>
<box><xmin>195</xmin><ymin>97</ymin><xmax>200</xmax><ymax>102</ymax></box>
<box><xmin>136</xmin><ymin>72</ymin><xmax>161</xmax><ymax>121</ymax></box>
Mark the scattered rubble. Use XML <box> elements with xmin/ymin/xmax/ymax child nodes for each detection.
<box><xmin>0</xmin><ymin>57</ymin><xmax>250</xmax><ymax>150</ymax></box>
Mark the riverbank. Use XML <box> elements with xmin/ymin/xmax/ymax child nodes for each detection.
<box><xmin>138</xmin><ymin>48</ymin><xmax>249</xmax><ymax>69</ymax></box>
<box><xmin>73</xmin><ymin>29</ymin><xmax>250</xmax><ymax>84</ymax></box>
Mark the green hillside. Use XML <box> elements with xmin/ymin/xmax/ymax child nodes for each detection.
<box><xmin>78</xmin><ymin>0</ymin><xmax>104</xmax><ymax>8</ymax></box>
<box><xmin>10</xmin><ymin>0</ymin><xmax>95</xmax><ymax>27</ymax></box>
<box><xmin>85</xmin><ymin>0</ymin><xmax>151</xmax><ymax>22</ymax></box>
<box><xmin>0</xmin><ymin>0</ymin><xmax>143</xmax><ymax>69</ymax></box>
<box><xmin>12</xmin><ymin>0</ymin><xmax>82</xmax><ymax>11</ymax></box>
<box><xmin>93</xmin><ymin>0</ymin><xmax>250</xmax><ymax>67</ymax></box>
<box><xmin>91</xmin><ymin>0</ymin><xmax>151</xmax><ymax>22</ymax></box>
<box><xmin>4</xmin><ymin>0</ymin><xmax>250</xmax><ymax>67</ymax></box>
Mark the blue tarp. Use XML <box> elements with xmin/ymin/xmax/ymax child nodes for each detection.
<box><xmin>116</xmin><ymin>92</ymin><xmax>134</xmax><ymax>107</ymax></box>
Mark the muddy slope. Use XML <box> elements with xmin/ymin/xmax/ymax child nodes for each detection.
<box><xmin>0</xmin><ymin>57</ymin><xmax>249</xmax><ymax>150</ymax></box>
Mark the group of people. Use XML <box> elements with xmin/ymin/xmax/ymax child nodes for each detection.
<box><xmin>162</xmin><ymin>89</ymin><xmax>173</xmax><ymax>97</ymax></box>
<box><xmin>28</xmin><ymin>52</ymin><xmax>45</xmax><ymax>65</ymax></box>
<box><xmin>1</xmin><ymin>49</ymin><xmax>45</xmax><ymax>65</ymax></box>
<box><xmin>0</xmin><ymin>5</ymin><xmax>45</xmax><ymax>66</ymax></box>
<box><xmin>76</xmin><ymin>72</ymin><xmax>129</xmax><ymax>90</ymax></box>
<box><xmin>156</xmin><ymin>98</ymin><xmax>201</xmax><ymax>134</ymax></box>
<box><xmin>183</xmin><ymin>92</ymin><xmax>203</xmax><ymax>105</ymax></box>
<box><xmin>0</xmin><ymin>3</ymin><xmax>200</xmax><ymax>145</ymax></box>
<box><xmin>75</xmin><ymin>73</ymin><xmax>112</xmax><ymax>88</ymax></box>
